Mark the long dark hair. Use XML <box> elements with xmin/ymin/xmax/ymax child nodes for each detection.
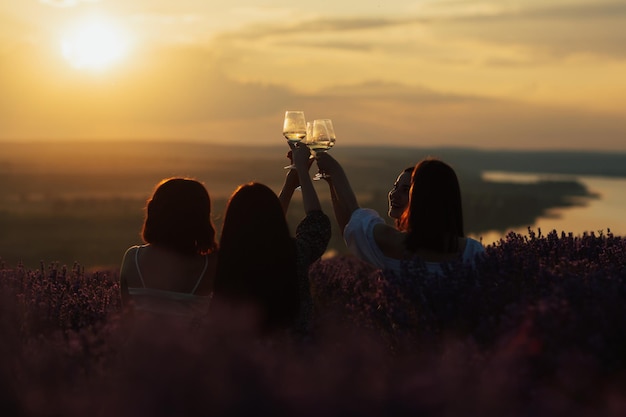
<box><xmin>401</xmin><ymin>158</ymin><xmax>464</xmax><ymax>253</ymax></box>
<box><xmin>142</xmin><ymin>177</ymin><xmax>218</xmax><ymax>256</ymax></box>
<box><xmin>214</xmin><ymin>182</ymin><xmax>299</xmax><ymax>331</ymax></box>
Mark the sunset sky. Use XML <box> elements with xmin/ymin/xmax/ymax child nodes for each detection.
<box><xmin>1</xmin><ymin>0</ymin><xmax>625</xmax><ymax>150</ymax></box>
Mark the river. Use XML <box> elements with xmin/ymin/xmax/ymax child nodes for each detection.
<box><xmin>470</xmin><ymin>171</ymin><xmax>626</xmax><ymax>246</ymax></box>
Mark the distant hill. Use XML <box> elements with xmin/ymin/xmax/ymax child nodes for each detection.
<box><xmin>328</xmin><ymin>145</ymin><xmax>626</xmax><ymax>178</ymax></box>
<box><xmin>0</xmin><ymin>141</ymin><xmax>623</xmax><ymax>268</ymax></box>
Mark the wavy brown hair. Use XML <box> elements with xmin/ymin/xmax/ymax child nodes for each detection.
<box><xmin>141</xmin><ymin>178</ymin><xmax>218</xmax><ymax>256</ymax></box>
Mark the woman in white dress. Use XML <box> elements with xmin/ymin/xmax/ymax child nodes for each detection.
<box><xmin>316</xmin><ymin>154</ymin><xmax>484</xmax><ymax>275</ymax></box>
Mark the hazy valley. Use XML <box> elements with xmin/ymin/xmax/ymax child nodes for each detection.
<box><xmin>1</xmin><ymin>141</ymin><xmax>624</xmax><ymax>269</ymax></box>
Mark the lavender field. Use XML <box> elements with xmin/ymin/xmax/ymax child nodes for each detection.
<box><xmin>2</xmin><ymin>229</ymin><xmax>626</xmax><ymax>416</ymax></box>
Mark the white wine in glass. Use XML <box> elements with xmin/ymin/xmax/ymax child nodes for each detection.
<box><xmin>319</xmin><ymin>119</ymin><xmax>336</xmax><ymax>149</ymax></box>
<box><xmin>283</xmin><ymin>110</ymin><xmax>306</xmax><ymax>169</ymax></box>
<box><xmin>307</xmin><ymin>119</ymin><xmax>334</xmax><ymax>180</ymax></box>
<box><xmin>283</xmin><ymin>111</ymin><xmax>307</xmax><ymax>143</ymax></box>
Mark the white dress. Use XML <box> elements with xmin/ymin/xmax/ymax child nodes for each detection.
<box><xmin>343</xmin><ymin>208</ymin><xmax>485</xmax><ymax>275</ymax></box>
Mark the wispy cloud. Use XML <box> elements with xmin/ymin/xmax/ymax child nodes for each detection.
<box><xmin>415</xmin><ymin>0</ymin><xmax>626</xmax><ymax>20</ymax></box>
<box><xmin>215</xmin><ymin>16</ymin><xmax>428</xmax><ymax>41</ymax></box>
<box><xmin>39</xmin><ymin>0</ymin><xmax>100</xmax><ymax>8</ymax></box>
<box><xmin>513</xmin><ymin>1</ymin><xmax>626</xmax><ymax>20</ymax></box>
<box><xmin>1</xmin><ymin>41</ymin><xmax>625</xmax><ymax>150</ymax></box>
<box><xmin>317</xmin><ymin>80</ymin><xmax>487</xmax><ymax>104</ymax></box>
<box><xmin>274</xmin><ymin>39</ymin><xmax>374</xmax><ymax>52</ymax></box>
<box><xmin>211</xmin><ymin>2</ymin><xmax>626</xmax><ymax>60</ymax></box>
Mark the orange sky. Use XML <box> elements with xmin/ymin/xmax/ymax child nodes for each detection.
<box><xmin>1</xmin><ymin>0</ymin><xmax>625</xmax><ymax>150</ymax></box>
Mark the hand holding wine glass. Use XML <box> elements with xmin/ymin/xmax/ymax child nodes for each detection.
<box><xmin>319</xmin><ymin>119</ymin><xmax>336</xmax><ymax>149</ymax></box>
<box><xmin>283</xmin><ymin>111</ymin><xmax>306</xmax><ymax>169</ymax></box>
<box><xmin>306</xmin><ymin>119</ymin><xmax>336</xmax><ymax>180</ymax></box>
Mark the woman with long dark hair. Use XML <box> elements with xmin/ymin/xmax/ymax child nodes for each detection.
<box><xmin>120</xmin><ymin>177</ymin><xmax>218</xmax><ymax>316</ymax></box>
<box><xmin>213</xmin><ymin>143</ymin><xmax>331</xmax><ymax>334</ymax></box>
<box><xmin>317</xmin><ymin>154</ymin><xmax>483</xmax><ymax>275</ymax></box>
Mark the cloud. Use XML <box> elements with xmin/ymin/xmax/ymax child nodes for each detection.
<box><xmin>299</xmin><ymin>89</ymin><xmax>626</xmax><ymax>151</ymax></box>
<box><xmin>275</xmin><ymin>39</ymin><xmax>374</xmax><ymax>52</ymax></box>
<box><xmin>514</xmin><ymin>1</ymin><xmax>626</xmax><ymax>20</ymax></box>
<box><xmin>436</xmin><ymin>1</ymin><xmax>626</xmax><ymax>58</ymax></box>
<box><xmin>39</xmin><ymin>0</ymin><xmax>100</xmax><ymax>7</ymax></box>
<box><xmin>210</xmin><ymin>2</ymin><xmax>626</xmax><ymax>61</ymax></box>
<box><xmin>0</xmin><ymin>44</ymin><xmax>294</xmax><ymax>130</ymax></box>
<box><xmin>216</xmin><ymin>16</ymin><xmax>428</xmax><ymax>42</ymax></box>
<box><xmin>2</xmin><ymin>43</ymin><xmax>624</xmax><ymax>151</ymax></box>
<box><xmin>317</xmin><ymin>80</ymin><xmax>486</xmax><ymax>104</ymax></box>
<box><xmin>414</xmin><ymin>0</ymin><xmax>626</xmax><ymax>21</ymax></box>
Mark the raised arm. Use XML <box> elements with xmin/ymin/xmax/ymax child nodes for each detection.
<box><xmin>292</xmin><ymin>143</ymin><xmax>322</xmax><ymax>214</ymax></box>
<box><xmin>278</xmin><ymin>154</ymin><xmax>300</xmax><ymax>214</ymax></box>
<box><xmin>278</xmin><ymin>145</ymin><xmax>319</xmax><ymax>214</ymax></box>
<box><xmin>315</xmin><ymin>152</ymin><xmax>359</xmax><ymax>234</ymax></box>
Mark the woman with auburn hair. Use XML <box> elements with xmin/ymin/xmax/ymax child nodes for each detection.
<box><xmin>212</xmin><ymin>143</ymin><xmax>331</xmax><ymax>335</ymax></box>
<box><xmin>316</xmin><ymin>154</ymin><xmax>484</xmax><ymax>275</ymax></box>
<box><xmin>399</xmin><ymin>159</ymin><xmax>468</xmax><ymax>255</ymax></box>
<box><xmin>120</xmin><ymin>177</ymin><xmax>218</xmax><ymax>316</ymax></box>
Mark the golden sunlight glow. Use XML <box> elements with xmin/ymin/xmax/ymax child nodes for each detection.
<box><xmin>61</xmin><ymin>17</ymin><xmax>130</xmax><ymax>71</ymax></box>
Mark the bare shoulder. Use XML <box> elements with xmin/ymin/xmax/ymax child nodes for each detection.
<box><xmin>120</xmin><ymin>246</ymin><xmax>141</xmax><ymax>286</ymax></box>
<box><xmin>121</xmin><ymin>246</ymin><xmax>139</xmax><ymax>268</ymax></box>
<box><xmin>195</xmin><ymin>251</ymin><xmax>219</xmax><ymax>296</ymax></box>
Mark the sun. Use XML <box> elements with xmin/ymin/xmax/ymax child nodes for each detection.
<box><xmin>61</xmin><ymin>17</ymin><xmax>130</xmax><ymax>71</ymax></box>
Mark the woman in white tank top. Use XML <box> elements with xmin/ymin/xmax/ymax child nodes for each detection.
<box><xmin>119</xmin><ymin>177</ymin><xmax>218</xmax><ymax>317</ymax></box>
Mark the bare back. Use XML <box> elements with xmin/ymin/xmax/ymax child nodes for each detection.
<box><xmin>120</xmin><ymin>245</ymin><xmax>217</xmax><ymax>296</ymax></box>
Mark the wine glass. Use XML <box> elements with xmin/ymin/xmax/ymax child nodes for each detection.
<box><xmin>306</xmin><ymin>121</ymin><xmax>314</xmax><ymax>143</ymax></box>
<box><xmin>283</xmin><ymin>110</ymin><xmax>307</xmax><ymax>169</ymax></box>
<box><xmin>319</xmin><ymin>119</ymin><xmax>336</xmax><ymax>149</ymax></box>
<box><xmin>306</xmin><ymin>119</ymin><xmax>334</xmax><ymax>180</ymax></box>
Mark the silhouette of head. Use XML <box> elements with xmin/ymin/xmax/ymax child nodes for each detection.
<box><xmin>142</xmin><ymin>177</ymin><xmax>217</xmax><ymax>256</ymax></box>
<box><xmin>401</xmin><ymin>158</ymin><xmax>464</xmax><ymax>253</ymax></box>
<box><xmin>388</xmin><ymin>166</ymin><xmax>414</xmax><ymax>229</ymax></box>
<box><xmin>214</xmin><ymin>182</ymin><xmax>299</xmax><ymax>331</ymax></box>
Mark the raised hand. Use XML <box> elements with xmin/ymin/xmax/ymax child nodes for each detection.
<box><xmin>314</xmin><ymin>151</ymin><xmax>340</xmax><ymax>175</ymax></box>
